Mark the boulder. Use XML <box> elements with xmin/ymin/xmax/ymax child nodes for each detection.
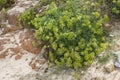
<box><xmin>4</xmin><ymin>25</ymin><xmax>22</xmax><ymax>33</ymax></box>
<box><xmin>0</xmin><ymin>29</ymin><xmax>42</xmax><ymax>56</ymax></box>
<box><xmin>20</xmin><ymin>29</ymin><xmax>42</xmax><ymax>54</ymax></box>
<box><xmin>114</xmin><ymin>51</ymin><xmax>120</xmax><ymax>68</ymax></box>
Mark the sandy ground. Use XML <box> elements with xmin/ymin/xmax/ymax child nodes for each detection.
<box><xmin>0</xmin><ymin>52</ymin><xmax>36</xmax><ymax>80</ymax></box>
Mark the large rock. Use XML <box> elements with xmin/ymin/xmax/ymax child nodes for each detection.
<box><xmin>7</xmin><ymin>0</ymin><xmax>39</xmax><ymax>26</ymax></box>
<box><xmin>20</xmin><ymin>29</ymin><xmax>42</xmax><ymax>54</ymax></box>
<box><xmin>114</xmin><ymin>51</ymin><xmax>120</xmax><ymax>68</ymax></box>
<box><xmin>4</xmin><ymin>25</ymin><xmax>22</xmax><ymax>33</ymax></box>
<box><xmin>0</xmin><ymin>29</ymin><xmax>42</xmax><ymax>57</ymax></box>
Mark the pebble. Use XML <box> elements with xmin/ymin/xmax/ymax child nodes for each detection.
<box><xmin>104</xmin><ymin>61</ymin><xmax>115</xmax><ymax>73</ymax></box>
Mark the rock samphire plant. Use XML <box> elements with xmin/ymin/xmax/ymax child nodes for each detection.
<box><xmin>20</xmin><ymin>0</ymin><xmax>108</xmax><ymax>69</ymax></box>
<box><xmin>18</xmin><ymin>7</ymin><xmax>37</xmax><ymax>28</ymax></box>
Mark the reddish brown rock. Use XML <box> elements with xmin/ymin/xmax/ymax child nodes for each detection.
<box><xmin>7</xmin><ymin>13</ymin><xmax>19</xmax><ymax>26</ymax></box>
<box><xmin>0</xmin><ymin>46</ymin><xmax>3</xmax><ymax>51</ymax></box>
<box><xmin>29</xmin><ymin>63</ymin><xmax>37</xmax><ymax>69</ymax></box>
<box><xmin>103</xmin><ymin>23</ymin><xmax>112</xmax><ymax>29</ymax></box>
<box><xmin>15</xmin><ymin>54</ymin><xmax>22</xmax><ymax>60</ymax></box>
<box><xmin>0</xmin><ymin>29</ymin><xmax>42</xmax><ymax>56</ymax></box>
<box><xmin>29</xmin><ymin>57</ymin><xmax>46</xmax><ymax>70</ymax></box>
<box><xmin>0</xmin><ymin>39</ymin><xmax>10</xmax><ymax>45</ymax></box>
<box><xmin>20</xmin><ymin>30</ymin><xmax>42</xmax><ymax>54</ymax></box>
<box><xmin>7</xmin><ymin>0</ymin><xmax>39</xmax><ymax>26</ymax></box>
<box><xmin>0</xmin><ymin>53</ymin><xmax>7</xmax><ymax>59</ymax></box>
<box><xmin>29</xmin><ymin>59</ymin><xmax>40</xmax><ymax>69</ymax></box>
<box><xmin>10</xmin><ymin>46</ymin><xmax>22</xmax><ymax>54</ymax></box>
<box><xmin>7</xmin><ymin>6</ymin><xmax>26</xmax><ymax>26</ymax></box>
<box><xmin>4</xmin><ymin>25</ymin><xmax>22</xmax><ymax>33</ymax></box>
<box><xmin>0</xmin><ymin>51</ymin><xmax>9</xmax><ymax>59</ymax></box>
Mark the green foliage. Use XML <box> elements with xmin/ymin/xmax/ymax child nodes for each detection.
<box><xmin>0</xmin><ymin>0</ymin><xmax>7</xmax><ymax>5</ymax></box>
<box><xmin>18</xmin><ymin>7</ymin><xmax>37</xmax><ymax>28</ymax></box>
<box><xmin>107</xmin><ymin>0</ymin><xmax>120</xmax><ymax>16</ymax></box>
<box><xmin>40</xmin><ymin>0</ymin><xmax>53</xmax><ymax>6</ymax></box>
<box><xmin>98</xmin><ymin>51</ymin><xmax>112</xmax><ymax>64</ymax></box>
<box><xmin>31</xmin><ymin>0</ymin><xmax>108</xmax><ymax>69</ymax></box>
<box><xmin>71</xmin><ymin>71</ymin><xmax>81</xmax><ymax>80</ymax></box>
<box><xmin>0</xmin><ymin>0</ymin><xmax>16</xmax><ymax>10</ymax></box>
<box><xmin>112</xmin><ymin>0</ymin><xmax>120</xmax><ymax>14</ymax></box>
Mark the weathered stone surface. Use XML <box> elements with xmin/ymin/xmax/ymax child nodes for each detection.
<box><xmin>0</xmin><ymin>38</ymin><xmax>10</xmax><ymax>46</ymax></box>
<box><xmin>0</xmin><ymin>51</ymin><xmax>37</xmax><ymax>80</ymax></box>
<box><xmin>0</xmin><ymin>28</ymin><xmax>45</xmax><ymax>72</ymax></box>
<box><xmin>7</xmin><ymin>0</ymin><xmax>39</xmax><ymax>26</ymax></box>
<box><xmin>4</xmin><ymin>25</ymin><xmax>22</xmax><ymax>33</ymax></box>
<box><xmin>104</xmin><ymin>61</ymin><xmax>115</xmax><ymax>73</ymax></box>
<box><xmin>0</xmin><ymin>46</ymin><xmax>3</xmax><ymax>51</ymax></box>
<box><xmin>20</xmin><ymin>29</ymin><xmax>42</xmax><ymax>54</ymax></box>
<box><xmin>7</xmin><ymin>12</ymin><xmax>19</xmax><ymax>26</ymax></box>
<box><xmin>29</xmin><ymin>56</ymin><xmax>46</xmax><ymax>69</ymax></box>
<box><xmin>114</xmin><ymin>51</ymin><xmax>120</xmax><ymax>68</ymax></box>
<box><xmin>0</xmin><ymin>52</ymin><xmax>8</xmax><ymax>59</ymax></box>
<box><xmin>0</xmin><ymin>29</ymin><xmax>42</xmax><ymax>55</ymax></box>
<box><xmin>9</xmin><ymin>46</ymin><xmax>22</xmax><ymax>54</ymax></box>
<box><xmin>15</xmin><ymin>54</ymin><xmax>23</xmax><ymax>60</ymax></box>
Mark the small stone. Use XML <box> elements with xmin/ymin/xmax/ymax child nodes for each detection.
<box><xmin>81</xmin><ymin>71</ymin><xmax>84</xmax><ymax>74</ymax></box>
<box><xmin>29</xmin><ymin>63</ymin><xmax>36</xmax><ymax>69</ymax></box>
<box><xmin>15</xmin><ymin>54</ymin><xmax>22</xmax><ymax>60</ymax></box>
<box><xmin>109</xmin><ymin>34</ymin><xmax>114</xmax><ymax>37</ymax></box>
<box><xmin>38</xmin><ymin>59</ymin><xmax>46</xmax><ymax>64</ymax></box>
<box><xmin>4</xmin><ymin>25</ymin><xmax>21</xmax><ymax>33</ymax></box>
<box><xmin>114</xmin><ymin>51</ymin><xmax>120</xmax><ymax>55</ymax></box>
<box><xmin>115</xmin><ymin>62</ymin><xmax>120</xmax><ymax>68</ymax></box>
<box><xmin>0</xmin><ymin>52</ymin><xmax>8</xmax><ymax>59</ymax></box>
<box><xmin>29</xmin><ymin>63</ymin><xmax>40</xmax><ymax>70</ymax></box>
<box><xmin>104</xmin><ymin>23</ymin><xmax>112</xmax><ymax>29</ymax></box>
<box><xmin>104</xmin><ymin>61</ymin><xmax>115</xmax><ymax>73</ymax></box>
<box><xmin>91</xmin><ymin>77</ymin><xmax>102</xmax><ymax>80</ymax></box>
